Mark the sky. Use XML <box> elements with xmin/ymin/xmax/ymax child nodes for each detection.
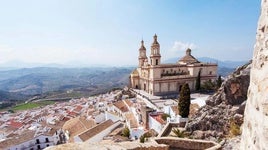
<box><xmin>0</xmin><ymin>0</ymin><xmax>261</xmax><ymax>67</ymax></box>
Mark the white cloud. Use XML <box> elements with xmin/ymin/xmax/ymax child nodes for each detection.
<box><xmin>171</xmin><ymin>41</ymin><xmax>197</xmax><ymax>52</ymax></box>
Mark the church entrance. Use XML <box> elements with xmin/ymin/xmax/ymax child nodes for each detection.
<box><xmin>135</xmin><ymin>85</ymin><xmax>138</xmax><ymax>89</ymax></box>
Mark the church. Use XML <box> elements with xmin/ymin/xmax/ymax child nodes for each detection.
<box><xmin>130</xmin><ymin>34</ymin><xmax>218</xmax><ymax>96</ymax></box>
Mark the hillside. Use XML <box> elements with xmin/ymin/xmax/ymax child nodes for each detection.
<box><xmin>0</xmin><ymin>90</ymin><xmax>28</xmax><ymax>101</ymax></box>
<box><xmin>0</xmin><ymin>67</ymin><xmax>133</xmax><ymax>101</ymax></box>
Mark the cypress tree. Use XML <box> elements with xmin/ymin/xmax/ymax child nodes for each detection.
<box><xmin>217</xmin><ymin>75</ymin><xmax>222</xmax><ymax>88</ymax></box>
<box><xmin>195</xmin><ymin>70</ymin><xmax>201</xmax><ymax>91</ymax></box>
<box><xmin>178</xmin><ymin>83</ymin><xmax>191</xmax><ymax>118</ymax></box>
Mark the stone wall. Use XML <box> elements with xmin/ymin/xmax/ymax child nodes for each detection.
<box><xmin>154</xmin><ymin>137</ymin><xmax>221</xmax><ymax>150</ymax></box>
<box><xmin>45</xmin><ymin>141</ymin><xmax>169</xmax><ymax>150</ymax></box>
<box><xmin>240</xmin><ymin>0</ymin><xmax>268</xmax><ymax>149</ymax></box>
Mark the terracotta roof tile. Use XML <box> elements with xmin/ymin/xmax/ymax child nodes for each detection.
<box><xmin>124</xmin><ymin>99</ymin><xmax>133</xmax><ymax>107</ymax></box>
<box><xmin>150</xmin><ymin>113</ymin><xmax>166</xmax><ymax>125</ymax></box>
<box><xmin>0</xmin><ymin>130</ymin><xmax>35</xmax><ymax>149</ymax></box>
<box><xmin>78</xmin><ymin>120</ymin><xmax>114</xmax><ymax>142</ymax></box>
<box><xmin>73</xmin><ymin>105</ymin><xmax>83</xmax><ymax>112</ymax></box>
<box><xmin>114</xmin><ymin>100</ymin><xmax>129</xmax><ymax>113</ymax></box>
<box><xmin>8</xmin><ymin>120</ymin><xmax>23</xmax><ymax>129</ymax></box>
<box><xmin>62</xmin><ymin>116</ymin><xmax>95</xmax><ymax>141</ymax></box>
<box><xmin>125</xmin><ymin>113</ymin><xmax>138</xmax><ymax>128</ymax></box>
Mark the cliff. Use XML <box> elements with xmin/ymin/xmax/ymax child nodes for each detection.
<box><xmin>240</xmin><ymin>0</ymin><xmax>268</xmax><ymax>149</ymax></box>
<box><xmin>186</xmin><ymin>61</ymin><xmax>251</xmax><ymax>140</ymax></box>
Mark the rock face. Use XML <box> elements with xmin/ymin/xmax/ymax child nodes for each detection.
<box><xmin>186</xmin><ymin>62</ymin><xmax>251</xmax><ymax>140</ymax></box>
<box><xmin>240</xmin><ymin>0</ymin><xmax>268</xmax><ymax>149</ymax></box>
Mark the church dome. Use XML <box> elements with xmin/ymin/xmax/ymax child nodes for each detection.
<box><xmin>178</xmin><ymin>48</ymin><xmax>200</xmax><ymax>64</ymax></box>
<box><xmin>131</xmin><ymin>69</ymin><xmax>139</xmax><ymax>77</ymax></box>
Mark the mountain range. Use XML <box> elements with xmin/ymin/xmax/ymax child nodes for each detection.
<box><xmin>0</xmin><ymin>67</ymin><xmax>133</xmax><ymax>101</ymax></box>
<box><xmin>0</xmin><ymin>57</ymin><xmax>248</xmax><ymax>101</ymax></box>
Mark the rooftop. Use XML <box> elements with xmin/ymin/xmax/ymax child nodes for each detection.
<box><xmin>150</xmin><ymin>113</ymin><xmax>166</xmax><ymax>125</ymax></box>
<box><xmin>114</xmin><ymin>100</ymin><xmax>129</xmax><ymax>113</ymax></box>
<box><xmin>0</xmin><ymin>130</ymin><xmax>35</xmax><ymax>149</ymax></box>
<box><xmin>62</xmin><ymin>116</ymin><xmax>95</xmax><ymax>142</ymax></box>
<box><xmin>8</xmin><ymin>120</ymin><xmax>23</xmax><ymax>129</ymax></box>
<box><xmin>178</xmin><ymin>48</ymin><xmax>200</xmax><ymax>64</ymax></box>
<box><xmin>125</xmin><ymin>113</ymin><xmax>138</xmax><ymax>128</ymax></box>
<box><xmin>78</xmin><ymin>119</ymin><xmax>114</xmax><ymax>142</ymax></box>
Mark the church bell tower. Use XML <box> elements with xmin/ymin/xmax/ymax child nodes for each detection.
<box><xmin>150</xmin><ymin>34</ymin><xmax>161</xmax><ymax>66</ymax></box>
<box><xmin>138</xmin><ymin>40</ymin><xmax>147</xmax><ymax>67</ymax></box>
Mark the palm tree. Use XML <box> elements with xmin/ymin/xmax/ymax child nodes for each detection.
<box><xmin>172</xmin><ymin>128</ymin><xmax>185</xmax><ymax>138</ymax></box>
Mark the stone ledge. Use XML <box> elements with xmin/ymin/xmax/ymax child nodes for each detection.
<box><xmin>154</xmin><ymin>137</ymin><xmax>221</xmax><ymax>150</ymax></box>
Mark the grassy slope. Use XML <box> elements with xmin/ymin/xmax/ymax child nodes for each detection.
<box><xmin>12</xmin><ymin>101</ymin><xmax>55</xmax><ymax>111</ymax></box>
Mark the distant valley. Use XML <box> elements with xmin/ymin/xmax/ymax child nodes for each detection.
<box><xmin>0</xmin><ymin>67</ymin><xmax>133</xmax><ymax>102</ymax></box>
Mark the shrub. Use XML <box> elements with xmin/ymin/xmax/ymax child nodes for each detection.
<box><xmin>140</xmin><ymin>135</ymin><xmax>145</xmax><ymax>143</ymax></box>
<box><xmin>172</xmin><ymin>128</ymin><xmax>186</xmax><ymax>138</ymax></box>
<box><xmin>161</xmin><ymin>113</ymin><xmax>170</xmax><ymax>121</ymax></box>
<box><xmin>201</xmin><ymin>80</ymin><xmax>216</xmax><ymax>91</ymax></box>
<box><xmin>229</xmin><ymin>119</ymin><xmax>241</xmax><ymax>136</ymax></box>
<box><xmin>143</xmin><ymin>132</ymin><xmax>152</xmax><ymax>138</ymax></box>
<box><xmin>122</xmin><ymin>127</ymin><xmax>130</xmax><ymax>137</ymax></box>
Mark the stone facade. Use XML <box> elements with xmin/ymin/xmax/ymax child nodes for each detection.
<box><xmin>130</xmin><ymin>35</ymin><xmax>217</xmax><ymax>96</ymax></box>
<box><xmin>240</xmin><ymin>0</ymin><xmax>268</xmax><ymax>149</ymax></box>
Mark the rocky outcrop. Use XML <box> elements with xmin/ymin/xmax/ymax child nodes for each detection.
<box><xmin>186</xmin><ymin>62</ymin><xmax>251</xmax><ymax>140</ymax></box>
<box><xmin>240</xmin><ymin>0</ymin><xmax>268</xmax><ymax>149</ymax></box>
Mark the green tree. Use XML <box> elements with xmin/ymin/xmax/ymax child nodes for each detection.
<box><xmin>122</xmin><ymin>127</ymin><xmax>130</xmax><ymax>138</ymax></box>
<box><xmin>195</xmin><ymin>70</ymin><xmax>201</xmax><ymax>91</ymax></box>
<box><xmin>201</xmin><ymin>80</ymin><xmax>216</xmax><ymax>91</ymax></box>
<box><xmin>217</xmin><ymin>75</ymin><xmax>222</xmax><ymax>88</ymax></box>
<box><xmin>178</xmin><ymin>83</ymin><xmax>191</xmax><ymax>118</ymax></box>
<box><xmin>161</xmin><ymin>113</ymin><xmax>170</xmax><ymax>121</ymax></box>
<box><xmin>140</xmin><ymin>135</ymin><xmax>145</xmax><ymax>143</ymax></box>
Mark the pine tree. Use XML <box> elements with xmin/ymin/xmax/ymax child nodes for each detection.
<box><xmin>195</xmin><ymin>70</ymin><xmax>201</xmax><ymax>91</ymax></box>
<box><xmin>178</xmin><ymin>83</ymin><xmax>191</xmax><ymax>118</ymax></box>
<box><xmin>217</xmin><ymin>75</ymin><xmax>222</xmax><ymax>88</ymax></box>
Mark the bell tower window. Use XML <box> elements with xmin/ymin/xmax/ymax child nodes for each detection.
<box><xmin>156</xmin><ymin>59</ymin><xmax>158</xmax><ymax>65</ymax></box>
